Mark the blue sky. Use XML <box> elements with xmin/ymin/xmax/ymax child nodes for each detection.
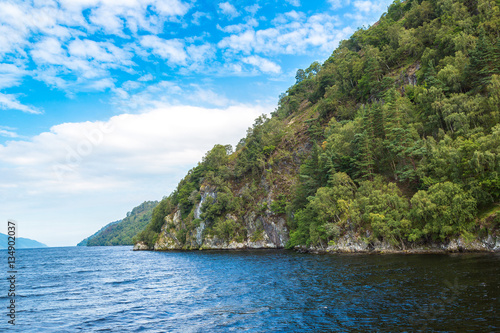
<box><xmin>0</xmin><ymin>0</ymin><xmax>394</xmax><ymax>246</ymax></box>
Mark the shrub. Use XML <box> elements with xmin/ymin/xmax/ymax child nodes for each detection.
<box><xmin>270</xmin><ymin>194</ymin><xmax>287</xmax><ymax>214</ymax></box>
<box><xmin>213</xmin><ymin>218</ymin><xmax>237</xmax><ymax>241</ymax></box>
<box><xmin>410</xmin><ymin>182</ymin><xmax>477</xmax><ymax>240</ymax></box>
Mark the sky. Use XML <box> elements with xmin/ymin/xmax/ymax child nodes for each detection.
<box><xmin>0</xmin><ymin>0</ymin><xmax>394</xmax><ymax>247</ymax></box>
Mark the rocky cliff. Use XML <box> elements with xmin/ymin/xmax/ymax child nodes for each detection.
<box><xmin>153</xmin><ymin>165</ymin><xmax>292</xmax><ymax>251</ymax></box>
<box><xmin>134</xmin><ymin>0</ymin><xmax>500</xmax><ymax>254</ymax></box>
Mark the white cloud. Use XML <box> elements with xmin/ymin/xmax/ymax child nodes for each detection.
<box><xmin>219</xmin><ymin>2</ymin><xmax>240</xmax><ymax>19</ymax></box>
<box><xmin>0</xmin><ymin>103</ymin><xmax>271</xmax><ymax>246</ymax></box>
<box><xmin>140</xmin><ymin>35</ymin><xmax>188</xmax><ymax>65</ymax></box>
<box><xmin>111</xmin><ymin>80</ymin><xmax>235</xmax><ymax>111</ymax></box>
<box><xmin>192</xmin><ymin>11</ymin><xmax>211</xmax><ymax>25</ymax></box>
<box><xmin>85</xmin><ymin>78</ymin><xmax>115</xmax><ymax>91</ymax></box>
<box><xmin>188</xmin><ymin>85</ymin><xmax>234</xmax><ymax>107</ymax></box>
<box><xmin>0</xmin><ymin>128</ymin><xmax>19</xmax><ymax>139</ymax></box>
<box><xmin>0</xmin><ymin>93</ymin><xmax>42</xmax><ymax>114</ymax></box>
<box><xmin>285</xmin><ymin>0</ymin><xmax>301</xmax><ymax>7</ymax></box>
<box><xmin>29</xmin><ymin>37</ymin><xmax>133</xmax><ymax>90</ymax></box>
<box><xmin>0</xmin><ymin>0</ymin><xmax>394</xmax><ymax>100</ymax></box>
<box><xmin>139</xmin><ymin>36</ymin><xmax>216</xmax><ymax>72</ymax></box>
<box><xmin>328</xmin><ymin>0</ymin><xmax>350</xmax><ymax>9</ymax></box>
<box><xmin>63</xmin><ymin>0</ymin><xmax>191</xmax><ymax>35</ymax></box>
<box><xmin>217</xmin><ymin>18</ymin><xmax>259</xmax><ymax>34</ymax></box>
<box><xmin>138</xmin><ymin>73</ymin><xmax>154</xmax><ymax>82</ymax></box>
<box><xmin>0</xmin><ymin>0</ymin><xmax>191</xmax><ymax>95</ymax></box>
<box><xmin>353</xmin><ymin>0</ymin><xmax>381</xmax><ymax>13</ymax></box>
<box><xmin>344</xmin><ymin>1</ymin><xmax>390</xmax><ymax>25</ymax></box>
<box><xmin>0</xmin><ymin>63</ymin><xmax>26</xmax><ymax>89</ymax></box>
<box><xmin>67</xmin><ymin>39</ymin><xmax>133</xmax><ymax>67</ymax></box>
<box><xmin>186</xmin><ymin>43</ymin><xmax>216</xmax><ymax>64</ymax></box>
<box><xmin>218</xmin><ymin>12</ymin><xmax>345</xmax><ymax>56</ymax></box>
<box><xmin>244</xmin><ymin>4</ymin><xmax>260</xmax><ymax>15</ymax></box>
<box><xmin>242</xmin><ymin>56</ymin><xmax>281</xmax><ymax>74</ymax></box>
<box><xmin>111</xmin><ymin>80</ymin><xmax>182</xmax><ymax>110</ymax></box>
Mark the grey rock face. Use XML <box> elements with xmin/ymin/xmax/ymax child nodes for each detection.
<box><xmin>133</xmin><ymin>242</ymin><xmax>150</xmax><ymax>251</ymax></box>
<box><xmin>152</xmin><ymin>182</ymin><xmax>290</xmax><ymax>251</ymax></box>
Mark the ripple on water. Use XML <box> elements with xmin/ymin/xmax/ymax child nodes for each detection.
<box><xmin>0</xmin><ymin>247</ymin><xmax>498</xmax><ymax>332</ymax></box>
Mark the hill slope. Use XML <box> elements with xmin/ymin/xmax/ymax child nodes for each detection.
<box><xmin>135</xmin><ymin>0</ymin><xmax>500</xmax><ymax>252</ymax></box>
<box><xmin>79</xmin><ymin>201</ymin><xmax>158</xmax><ymax>246</ymax></box>
<box><xmin>0</xmin><ymin>233</ymin><xmax>47</xmax><ymax>249</ymax></box>
<box><xmin>77</xmin><ymin>220</ymin><xmax>121</xmax><ymax>246</ymax></box>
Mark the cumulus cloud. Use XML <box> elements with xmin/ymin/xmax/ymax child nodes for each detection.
<box><xmin>140</xmin><ymin>36</ymin><xmax>188</xmax><ymax>65</ymax></box>
<box><xmin>353</xmin><ymin>0</ymin><xmax>380</xmax><ymax>13</ymax></box>
<box><xmin>139</xmin><ymin>36</ymin><xmax>216</xmax><ymax>71</ymax></box>
<box><xmin>111</xmin><ymin>80</ymin><xmax>237</xmax><ymax>111</ymax></box>
<box><xmin>244</xmin><ymin>4</ymin><xmax>260</xmax><ymax>15</ymax></box>
<box><xmin>217</xmin><ymin>18</ymin><xmax>259</xmax><ymax>34</ymax></box>
<box><xmin>328</xmin><ymin>0</ymin><xmax>350</xmax><ymax>10</ymax></box>
<box><xmin>0</xmin><ymin>0</ymin><xmax>190</xmax><ymax>59</ymax></box>
<box><xmin>192</xmin><ymin>11</ymin><xmax>212</xmax><ymax>25</ymax></box>
<box><xmin>218</xmin><ymin>12</ymin><xmax>346</xmax><ymax>56</ymax></box>
<box><xmin>344</xmin><ymin>1</ymin><xmax>392</xmax><ymax>26</ymax></box>
<box><xmin>0</xmin><ymin>103</ymin><xmax>270</xmax><ymax>245</ymax></box>
<box><xmin>138</xmin><ymin>73</ymin><xmax>154</xmax><ymax>82</ymax></box>
<box><xmin>62</xmin><ymin>0</ymin><xmax>191</xmax><ymax>35</ymax></box>
<box><xmin>219</xmin><ymin>2</ymin><xmax>240</xmax><ymax>19</ymax></box>
<box><xmin>285</xmin><ymin>0</ymin><xmax>301</xmax><ymax>7</ymax></box>
<box><xmin>0</xmin><ymin>63</ymin><xmax>26</xmax><ymax>89</ymax></box>
<box><xmin>0</xmin><ymin>0</ymin><xmax>191</xmax><ymax>95</ymax></box>
<box><xmin>242</xmin><ymin>56</ymin><xmax>281</xmax><ymax>74</ymax></box>
<box><xmin>0</xmin><ymin>0</ymin><xmax>394</xmax><ymax>103</ymax></box>
<box><xmin>187</xmin><ymin>85</ymin><xmax>235</xmax><ymax>107</ymax></box>
<box><xmin>29</xmin><ymin>36</ymin><xmax>134</xmax><ymax>90</ymax></box>
<box><xmin>42</xmin><ymin>105</ymin><xmax>264</xmax><ymax>172</ymax></box>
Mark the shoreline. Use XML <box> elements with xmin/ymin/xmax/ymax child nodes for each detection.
<box><xmin>133</xmin><ymin>242</ymin><xmax>500</xmax><ymax>254</ymax></box>
<box><xmin>134</xmin><ymin>230</ymin><xmax>500</xmax><ymax>254</ymax></box>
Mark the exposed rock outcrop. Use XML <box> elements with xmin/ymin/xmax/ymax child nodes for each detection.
<box><xmin>132</xmin><ymin>241</ymin><xmax>150</xmax><ymax>251</ymax></box>
<box><xmin>153</xmin><ymin>182</ymin><xmax>290</xmax><ymax>251</ymax></box>
<box><xmin>296</xmin><ymin>231</ymin><xmax>500</xmax><ymax>254</ymax></box>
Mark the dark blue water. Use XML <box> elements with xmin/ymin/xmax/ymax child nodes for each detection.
<box><xmin>1</xmin><ymin>247</ymin><xmax>499</xmax><ymax>332</ymax></box>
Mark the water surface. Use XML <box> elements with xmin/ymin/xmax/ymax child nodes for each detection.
<box><xmin>1</xmin><ymin>247</ymin><xmax>498</xmax><ymax>331</ymax></box>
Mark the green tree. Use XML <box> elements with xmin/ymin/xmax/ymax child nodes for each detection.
<box><xmin>352</xmin><ymin>178</ymin><xmax>411</xmax><ymax>249</ymax></box>
<box><xmin>409</xmin><ymin>182</ymin><xmax>477</xmax><ymax>240</ymax></box>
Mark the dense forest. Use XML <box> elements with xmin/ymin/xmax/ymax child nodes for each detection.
<box><xmin>79</xmin><ymin>201</ymin><xmax>158</xmax><ymax>246</ymax></box>
<box><xmin>135</xmin><ymin>0</ymin><xmax>500</xmax><ymax>251</ymax></box>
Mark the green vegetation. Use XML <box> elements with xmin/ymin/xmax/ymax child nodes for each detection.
<box><xmin>286</xmin><ymin>0</ymin><xmax>500</xmax><ymax>249</ymax></box>
<box><xmin>80</xmin><ymin>201</ymin><xmax>158</xmax><ymax>246</ymax></box>
<box><xmin>136</xmin><ymin>0</ymin><xmax>500</xmax><ymax>250</ymax></box>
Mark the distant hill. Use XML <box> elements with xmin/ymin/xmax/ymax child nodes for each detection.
<box><xmin>0</xmin><ymin>233</ymin><xmax>48</xmax><ymax>249</ymax></box>
<box><xmin>78</xmin><ymin>201</ymin><xmax>158</xmax><ymax>246</ymax></box>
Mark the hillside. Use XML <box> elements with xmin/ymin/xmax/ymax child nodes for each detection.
<box><xmin>79</xmin><ymin>201</ymin><xmax>158</xmax><ymax>246</ymax></box>
<box><xmin>0</xmin><ymin>233</ymin><xmax>47</xmax><ymax>249</ymax></box>
<box><xmin>77</xmin><ymin>220</ymin><xmax>121</xmax><ymax>246</ymax></box>
<box><xmin>135</xmin><ymin>0</ymin><xmax>500</xmax><ymax>252</ymax></box>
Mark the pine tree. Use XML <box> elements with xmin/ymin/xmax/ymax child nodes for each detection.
<box><xmin>293</xmin><ymin>144</ymin><xmax>329</xmax><ymax>209</ymax></box>
<box><xmin>468</xmin><ymin>31</ymin><xmax>500</xmax><ymax>89</ymax></box>
<box><xmin>371</xmin><ymin>103</ymin><xmax>385</xmax><ymax>140</ymax></box>
<box><xmin>355</xmin><ymin>131</ymin><xmax>375</xmax><ymax>181</ymax></box>
<box><xmin>354</xmin><ymin>108</ymin><xmax>376</xmax><ymax>180</ymax></box>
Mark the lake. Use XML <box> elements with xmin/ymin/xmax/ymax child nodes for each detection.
<box><xmin>1</xmin><ymin>246</ymin><xmax>498</xmax><ymax>332</ymax></box>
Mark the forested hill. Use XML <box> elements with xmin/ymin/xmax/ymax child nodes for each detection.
<box><xmin>135</xmin><ymin>0</ymin><xmax>500</xmax><ymax>252</ymax></box>
<box><xmin>79</xmin><ymin>201</ymin><xmax>158</xmax><ymax>246</ymax></box>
